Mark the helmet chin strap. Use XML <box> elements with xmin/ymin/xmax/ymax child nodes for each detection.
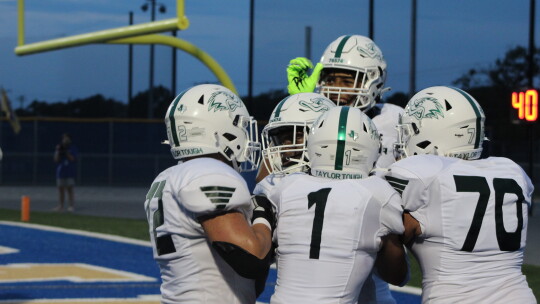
<box><xmin>231</xmin><ymin>159</ymin><xmax>241</xmax><ymax>172</ymax></box>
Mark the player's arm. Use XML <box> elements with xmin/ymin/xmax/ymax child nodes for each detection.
<box><xmin>375</xmin><ymin>234</ymin><xmax>408</xmax><ymax>286</ymax></box>
<box><xmin>201</xmin><ymin>211</ymin><xmax>272</xmax><ymax>259</ymax></box>
<box><xmin>402</xmin><ymin>211</ymin><xmax>422</xmax><ymax>247</ymax></box>
<box><xmin>200</xmin><ymin>194</ymin><xmax>275</xmax><ymax>280</ymax></box>
<box><xmin>375</xmin><ymin>185</ymin><xmax>409</xmax><ymax>286</ymax></box>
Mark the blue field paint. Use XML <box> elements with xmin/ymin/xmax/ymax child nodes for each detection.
<box><xmin>0</xmin><ymin>222</ymin><xmax>422</xmax><ymax>303</ymax></box>
<box><xmin>0</xmin><ymin>222</ymin><xmax>161</xmax><ymax>301</ymax></box>
<box><xmin>391</xmin><ymin>290</ymin><xmax>422</xmax><ymax>303</ymax></box>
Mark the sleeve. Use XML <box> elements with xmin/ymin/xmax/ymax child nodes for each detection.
<box><xmin>518</xmin><ymin>164</ymin><xmax>534</xmax><ymax>207</ymax></box>
<box><xmin>385</xmin><ymin>161</ymin><xmax>429</xmax><ymax>213</ymax></box>
<box><xmin>377</xmin><ymin>191</ymin><xmax>404</xmax><ymax>237</ymax></box>
<box><xmin>177</xmin><ymin>172</ymin><xmax>252</xmax><ymax>219</ymax></box>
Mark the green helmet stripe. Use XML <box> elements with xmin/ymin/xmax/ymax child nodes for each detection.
<box><xmin>334</xmin><ymin>106</ymin><xmax>350</xmax><ymax>170</ymax></box>
<box><xmin>274</xmin><ymin>96</ymin><xmax>291</xmax><ymax>119</ymax></box>
<box><xmin>449</xmin><ymin>86</ymin><xmax>482</xmax><ymax>149</ymax></box>
<box><xmin>335</xmin><ymin>35</ymin><xmax>352</xmax><ymax>58</ymax></box>
<box><xmin>168</xmin><ymin>90</ymin><xmax>188</xmax><ymax>147</ymax></box>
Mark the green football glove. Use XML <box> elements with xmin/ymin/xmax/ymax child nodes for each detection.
<box><xmin>286</xmin><ymin>57</ymin><xmax>323</xmax><ymax>95</ymax></box>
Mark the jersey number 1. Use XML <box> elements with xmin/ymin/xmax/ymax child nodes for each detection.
<box><xmin>308</xmin><ymin>188</ymin><xmax>332</xmax><ymax>259</ymax></box>
<box><xmin>454</xmin><ymin>176</ymin><xmax>525</xmax><ymax>252</ymax></box>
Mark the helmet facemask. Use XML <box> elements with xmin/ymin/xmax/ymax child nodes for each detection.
<box><xmin>262</xmin><ymin>123</ymin><xmax>310</xmax><ymax>175</ymax></box>
<box><xmin>227</xmin><ymin>114</ymin><xmax>261</xmax><ymax>172</ymax></box>
<box><xmin>261</xmin><ymin>92</ymin><xmax>336</xmax><ymax>175</ymax></box>
<box><xmin>318</xmin><ymin>67</ymin><xmax>382</xmax><ymax>111</ymax></box>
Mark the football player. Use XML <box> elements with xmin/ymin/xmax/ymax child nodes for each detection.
<box><xmin>266</xmin><ymin>106</ymin><xmax>408</xmax><ymax>304</ymax></box>
<box><xmin>286</xmin><ymin>34</ymin><xmax>405</xmax><ymax>303</ymax></box>
<box><xmin>144</xmin><ymin>84</ymin><xmax>274</xmax><ymax>304</ymax></box>
<box><xmin>287</xmin><ymin>35</ymin><xmax>403</xmax><ymax>172</ymax></box>
<box><xmin>387</xmin><ymin>86</ymin><xmax>536</xmax><ymax>303</ymax></box>
<box><xmin>255</xmin><ymin>92</ymin><xmax>335</xmax><ymax>184</ymax></box>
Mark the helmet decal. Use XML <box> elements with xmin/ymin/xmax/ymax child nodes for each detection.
<box><xmin>451</xmin><ymin>86</ymin><xmax>483</xmax><ymax>149</ymax></box>
<box><xmin>335</xmin><ymin>106</ymin><xmax>350</xmax><ymax>170</ymax></box>
<box><xmin>357</xmin><ymin>42</ymin><xmax>383</xmax><ymax>61</ymax></box>
<box><xmin>299</xmin><ymin>97</ymin><xmax>332</xmax><ymax>112</ymax></box>
<box><xmin>177</xmin><ymin>103</ymin><xmax>187</xmax><ymax>113</ymax></box>
<box><xmin>270</xmin><ymin>96</ymin><xmax>291</xmax><ymax>123</ymax></box>
<box><xmin>348</xmin><ymin>130</ymin><xmax>359</xmax><ymax>141</ymax></box>
<box><xmin>207</xmin><ymin>91</ymin><xmax>243</xmax><ymax>112</ymax></box>
<box><xmin>406</xmin><ymin>97</ymin><xmax>445</xmax><ymax>121</ymax></box>
<box><xmin>168</xmin><ymin>89</ymin><xmax>188</xmax><ymax>147</ymax></box>
<box><xmin>332</xmin><ymin>35</ymin><xmax>351</xmax><ymax>61</ymax></box>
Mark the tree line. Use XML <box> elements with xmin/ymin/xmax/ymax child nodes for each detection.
<box><xmin>12</xmin><ymin>46</ymin><xmax>540</xmax><ymax>141</ymax></box>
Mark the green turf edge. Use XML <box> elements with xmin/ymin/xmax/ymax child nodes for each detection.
<box><xmin>0</xmin><ymin>208</ymin><xmax>150</xmax><ymax>241</ymax></box>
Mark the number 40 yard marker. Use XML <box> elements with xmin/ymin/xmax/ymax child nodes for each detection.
<box><xmin>512</xmin><ymin>89</ymin><xmax>538</xmax><ymax>122</ymax></box>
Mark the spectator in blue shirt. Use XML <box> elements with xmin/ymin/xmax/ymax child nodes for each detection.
<box><xmin>54</xmin><ymin>133</ymin><xmax>78</xmax><ymax>212</ymax></box>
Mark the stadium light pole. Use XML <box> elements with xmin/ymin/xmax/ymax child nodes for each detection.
<box><xmin>368</xmin><ymin>0</ymin><xmax>374</xmax><ymax>40</ymax></box>
<box><xmin>141</xmin><ymin>0</ymin><xmax>166</xmax><ymax>118</ymax></box>
<box><xmin>305</xmin><ymin>26</ymin><xmax>312</xmax><ymax>61</ymax></box>
<box><xmin>247</xmin><ymin>0</ymin><xmax>255</xmax><ymax>112</ymax></box>
<box><xmin>409</xmin><ymin>0</ymin><xmax>417</xmax><ymax>98</ymax></box>
<box><xmin>128</xmin><ymin>11</ymin><xmax>134</xmax><ymax>110</ymax></box>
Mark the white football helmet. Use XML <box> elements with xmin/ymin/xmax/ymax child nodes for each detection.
<box><xmin>394</xmin><ymin>86</ymin><xmax>485</xmax><ymax>160</ymax></box>
<box><xmin>308</xmin><ymin>106</ymin><xmax>381</xmax><ymax>179</ymax></box>
<box><xmin>318</xmin><ymin>35</ymin><xmax>388</xmax><ymax>111</ymax></box>
<box><xmin>164</xmin><ymin>84</ymin><xmax>261</xmax><ymax>172</ymax></box>
<box><xmin>262</xmin><ymin>93</ymin><xmax>335</xmax><ymax>175</ymax></box>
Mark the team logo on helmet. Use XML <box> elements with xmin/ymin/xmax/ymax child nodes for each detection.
<box><xmin>406</xmin><ymin>97</ymin><xmax>445</xmax><ymax>121</ymax></box>
<box><xmin>177</xmin><ymin>104</ymin><xmax>186</xmax><ymax>113</ymax></box>
<box><xmin>208</xmin><ymin>91</ymin><xmax>243</xmax><ymax>112</ymax></box>
<box><xmin>348</xmin><ymin>130</ymin><xmax>359</xmax><ymax>141</ymax></box>
<box><xmin>357</xmin><ymin>42</ymin><xmax>383</xmax><ymax>61</ymax></box>
<box><xmin>299</xmin><ymin>97</ymin><xmax>331</xmax><ymax>113</ymax></box>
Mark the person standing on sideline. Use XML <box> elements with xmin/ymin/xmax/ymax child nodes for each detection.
<box><xmin>54</xmin><ymin>133</ymin><xmax>77</xmax><ymax>212</ymax></box>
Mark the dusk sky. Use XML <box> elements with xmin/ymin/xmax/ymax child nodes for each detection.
<box><xmin>0</xmin><ymin>0</ymin><xmax>538</xmax><ymax>108</ymax></box>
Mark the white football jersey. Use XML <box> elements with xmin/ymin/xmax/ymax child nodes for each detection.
<box><xmin>387</xmin><ymin>155</ymin><xmax>535</xmax><ymax>304</ymax></box>
<box><xmin>267</xmin><ymin>173</ymin><xmax>404</xmax><ymax>304</ymax></box>
<box><xmin>253</xmin><ymin>173</ymin><xmax>286</xmax><ymax>199</ymax></box>
<box><xmin>372</xmin><ymin>103</ymin><xmax>404</xmax><ymax>172</ymax></box>
<box><xmin>144</xmin><ymin>157</ymin><xmax>256</xmax><ymax>304</ymax></box>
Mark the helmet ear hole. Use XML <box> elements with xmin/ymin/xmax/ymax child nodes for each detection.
<box><xmin>417</xmin><ymin>140</ymin><xmax>431</xmax><ymax>149</ymax></box>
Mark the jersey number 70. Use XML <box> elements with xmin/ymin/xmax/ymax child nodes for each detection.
<box><xmin>454</xmin><ymin>175</ymin><xmax>525</xmax><ymax>252</ymax></box>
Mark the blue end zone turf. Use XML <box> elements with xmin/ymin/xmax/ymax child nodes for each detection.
<box><xmin>0</xmin><ymin>222</ymin><xmax>421</xmax><ymax>303</ymax></box>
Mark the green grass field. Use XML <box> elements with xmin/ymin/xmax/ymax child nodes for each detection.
<box><xmin>0</xmin><ymin>208</ymin><xmax>538</xmax><ymax>299</ymax></box>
